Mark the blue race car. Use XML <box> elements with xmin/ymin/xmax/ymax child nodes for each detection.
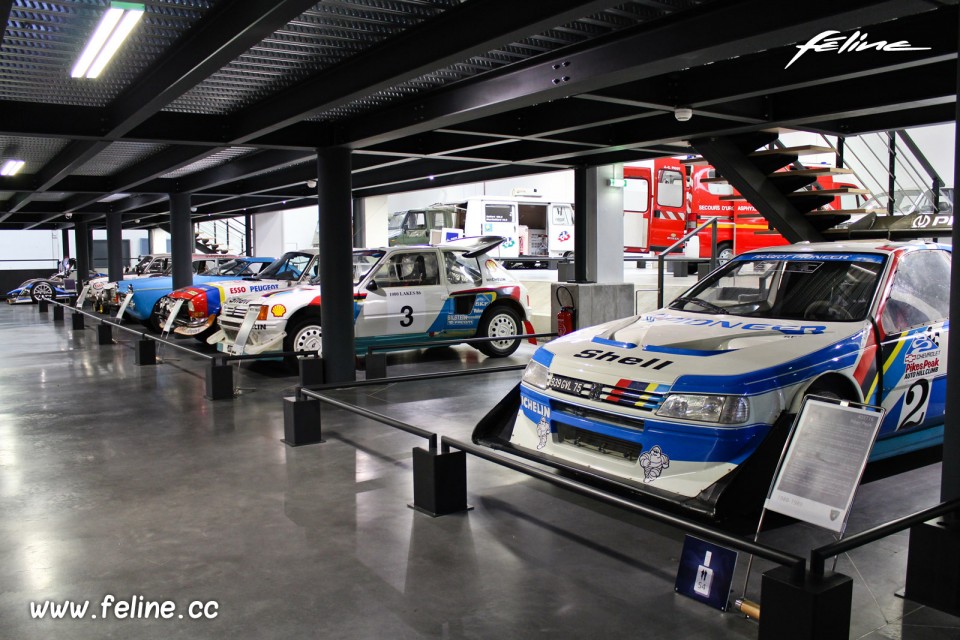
<box><xmin>100</xmin><ymin>256</ymin><xmax>274</xmax><ymax>331</ymax></box>
<box><xmin>6</xmin><ymin>260</ymin><xmax>105</xmax><ymax>304</ymax></box>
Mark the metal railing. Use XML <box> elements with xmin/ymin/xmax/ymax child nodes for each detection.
<box><xmin>364</xmin><ymin>332</ymin><xmax>555</xmax><ymax>356</ymax></box>
<box><xmin>655</xmin><ymin>217</ymin><xmax>719</xmax><ymax>308</ymax></box>
<box><xmin>810</xmin><ymin>498</ymin><xmax>960</xmax><ymax>577</ymax></box>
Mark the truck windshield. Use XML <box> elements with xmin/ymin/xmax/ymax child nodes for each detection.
<box><xmin>669</xmin><ymin>254</ymin><xmax>885</xmax><ymax>322</ymax></box>
<box><xmin>388</xmin><ymin>211</ymin><xmax>406</xmax><ymax>231</ymax></box>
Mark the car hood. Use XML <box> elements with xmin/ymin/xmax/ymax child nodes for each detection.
<box><xmin>540</xmin><ymin>309</ymin><xmax>868</xmax><ymax>391</ymax></box>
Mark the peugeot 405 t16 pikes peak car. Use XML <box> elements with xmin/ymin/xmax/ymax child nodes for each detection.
<box><xmin>475</xmin><ymin>241</ymin><xmax>950</xmax><ymax>517</ymax></box>
<box><xmin>213</xmin><ymin>237</ymin><xmax>535</xmax><ymax>360</ymax></box>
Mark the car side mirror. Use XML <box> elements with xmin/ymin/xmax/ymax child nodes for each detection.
<box><xmin>366</xmin><ymin>280</ymin><xmax>379</xmax><ymax>292</ymax></box>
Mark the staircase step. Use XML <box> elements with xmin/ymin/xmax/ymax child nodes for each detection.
<box><xmin>804</xmin><ymin>208</ymin><xmax>870</xmax><ymax>216</ymax></box>
<box><xmin>719</xmin><ymin>188</ymin><xmax>868</xmax><ymax>201</ymax></box>
<box><xmin>749</xmin><ymin>145</ymin><xmax>834</xmax><ymax>157</ymax></box>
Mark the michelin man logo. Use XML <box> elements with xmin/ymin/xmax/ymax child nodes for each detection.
<box><xmin>639</xmin><ymin>445</ymin><xmax>669</xmax><ymax>483</ymax></box>
<box><xmin>536</xmin><ymin>416</ymin><xmax>550</xmax><ymax>450</ymax></box>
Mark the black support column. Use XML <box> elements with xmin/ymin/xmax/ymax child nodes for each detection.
<box><xmin>244</xmin><ymin>212</ymin><xmax>253</xmax><ymax>256</ymax></box>
<box><xmin>573</xmin><ymin>166</ymin><xmax>588</xmax><ymax>283</ymax></box>
<box><xmin>317</xmin><ymin>147</ymin><xmax>356</xmax><ymax>383</ymax></box>
<box><xmin>74</xmin><ymin>221</ymin><xmax>90</xmax><ymax>291</ymax></box>
<box><xmin>61</xmin><ymin>229</ymin><xmax>70</xmax><ymax>264</ymax></box>
<box><xmin>352</xmin><ymin>197</ymin><xmax>365</xmax><ymax>248</ymax></box>
<box><xmin>106</xmin><ymin>213</ymin><xmax>124</xmax><ymax>282</ymax></box>
<box><xmin>904</xmin><ymin>15</ymin><xmax>960</xmax><ymax>615</ymax></box>
<box><xmin>169</xmin><ymin>193</ymin><xmax>194</xmax><ymax>290</ymax></box>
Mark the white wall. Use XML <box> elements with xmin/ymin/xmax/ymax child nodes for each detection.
<box><xmin>364</xmin><ymin>195</ymin><xmax>390</xmax><ymax>248</ymax></box>
<box><xmin>0</xmin><ymin>230</ymin><xmax>62</xmax><ymax>270</ymax></box>
<box><xmin>252</xmin><ymin>205</ymin><xmax>319</xmax><ymax>257</ymax></box>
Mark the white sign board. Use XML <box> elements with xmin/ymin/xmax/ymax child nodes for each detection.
<box><xmin>75</xmin><ymin>284</ymin><xmax>91</xmax><ymax>309</ymax></box>
<box><xmin>115</xmin><ymin>292</ymin><xmax>134</xmax><ymax>319</ymax></box>
<box><xmin>765</xmin><ymin>398</ymin><xmax>884</xmax><ymax>533</ymax></box>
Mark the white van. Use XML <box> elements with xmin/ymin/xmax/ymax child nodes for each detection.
<box><xmin>456</xmin><ymin>194</ymin><xmax>575</xmax><ymax>259</ymax></box>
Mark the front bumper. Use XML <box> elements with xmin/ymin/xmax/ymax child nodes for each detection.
<box><xmin>217</xmin><ymin>306</ymin><xmax>286</xmax><ymax>355</ymax></box>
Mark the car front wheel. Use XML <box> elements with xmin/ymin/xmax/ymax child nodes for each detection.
<box><xmin>476</xmin><ymin>306</ymin><xmax>521</xmax><ymax>357</ymax></box>
<box><xmin>30</xmin><ymin>281</ymin><xmax>54</xmax><ymax>303</ymax></box>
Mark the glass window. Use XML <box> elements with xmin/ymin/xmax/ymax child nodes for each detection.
<box><xmin>443</xmin><ymin>250</ymin><xmax>482</xmax><ymax>286</ymax></box>
<box><xmin>484</xmin><ymin>204</ymin><xmax>513</xmax><ymax>223</ymax></box>
<box><xmin>657</xmin><ymin>168</ymin><xmax>684</xmax><ymax>208</ymax></box>
<box><xmin>552</xmin><ymin>205</ymin><xmax>574</xmax><ymax>226</ymax></box>
<box><xmin>881</xmin><ymin>250</ymin><xmax>951</xmax><ymax>334</ymax></box>
<box><xmin>624</xmin><ymin>177</ymin><xmax>649</xmax><ymax>212</ymax></box>
<box><xmin>670</xmin><ymin>254</ymin><xmax>885</xmax><ymax>321</ymax></box>
<box><xmin>371</xmin><ymin>251</ymin><xmax>440</xmax><ymax>287</ymax></box>
<box><xmin>351</xmin><ymin>250</ymin><xmax>385</xmax><ymax>284</ymax></box>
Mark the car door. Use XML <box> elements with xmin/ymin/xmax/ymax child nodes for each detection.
<box><xmin>357</xmin><ymin>249</ymin><xmax>446</xmax><ymax>338</ymax></box>
<box><xmin>877</xmin><ymin>248</ymin><xmax>951</xmax><ymax>435</ymax></box>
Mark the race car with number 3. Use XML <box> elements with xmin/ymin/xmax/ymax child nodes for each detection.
<box><xmin>474</xmin><ymin>241</ymin><xmax>950</xmax><ymax>517</ymax></box>
<box><xmin>212</xmin><ymin>237</ymin><xmax>535</xmax><ymax>359</ymax></box>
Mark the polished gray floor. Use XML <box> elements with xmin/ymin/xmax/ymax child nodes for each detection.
<box><xmin>1</xmin><ymin>303</ymin><xmax>958</xmax><ymax>639</ymax></box>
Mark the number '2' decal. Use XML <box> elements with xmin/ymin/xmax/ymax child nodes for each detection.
<box><xmin>898</xmin><ymin>378</ymin><xmax>930</xmax><ymax>431</ymax></box>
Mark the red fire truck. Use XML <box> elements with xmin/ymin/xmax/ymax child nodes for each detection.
<box><xmin>623</xmin><ymin>159</ymin><xmax>862</xmax><ymax>261</ymax></box>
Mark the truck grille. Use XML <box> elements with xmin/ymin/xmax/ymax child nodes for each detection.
<box><xmin>551</xmin><ymin>399</ymin><xmax>645</xmax><ymax>433</ymax></box>
<box><xmin>548</xmin><ymin>374</ymin><xmax>668</xmax><ymax>412</ymax></box>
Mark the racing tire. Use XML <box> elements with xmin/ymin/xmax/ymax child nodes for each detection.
<box><xmin>30</xmin><ymin>280</ymin><xmax>55</xmax><ymax>303</ymax></box>
<box><xmin>144</xmin><ymin>301</ymin><xmax>164</xmax><ymax>333</ymax></box>
<box><xmin>283</xmin><ymin>313</ymin><xmax>323</xmax><ymax>370</ymax></box>
<box><xmin>475</xmin><ymin>305</ymin><xmax>522</xmax><ymax>358</ymax></box>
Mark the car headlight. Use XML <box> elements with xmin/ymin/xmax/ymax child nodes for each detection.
<box><xmin>656</xmin><ymin>394</ymin><xmax>749</xmax><ymax>424</ymax></box>
<box><xmin>521</xmin><ymin>360</ymin><xmax>550</xmax><ymax>390</ymax></box>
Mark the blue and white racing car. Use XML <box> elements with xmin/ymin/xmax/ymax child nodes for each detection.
<box><xmin>475</xmin><ymin>241</ymin><xmax>950</xmax><ymax>517</ymax></box>
<box><xmin>6</xmin><ymin>261</ymin><xmax>104</xmax><ymax>304</ymax></box>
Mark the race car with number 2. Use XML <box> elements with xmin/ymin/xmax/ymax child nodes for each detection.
<box><xmin>475</xmin><ymin>241</ymin><xmax>950</xmax><ymax>517</ymax></box>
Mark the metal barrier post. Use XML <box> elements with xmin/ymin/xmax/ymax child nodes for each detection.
<box><xmin>905</xmin><ymin>518</ymin><xmax>960</xmax><ymax>615</ymax></box>
<box><xmin>298</xmin><ymin>356</ymin><xmax>325</xmax><ymax>387</ymax></box>
<box><xmin>134</xmin><ymin>338</ymin><xmax>157</xmax><ymax>365</ymax></box>
<box><xmin>282</xmin><ymin>392</ymin><xmax>323</xmax><ymax>446</ymax></box>
<box><xmin>411</xmin><ymin>443</ymin><xmax>469</xmax><ymax>517</ymax></box>
<box><xmin>366</xmin><ymin>352</ymin><xmax>387</xmax><ymax>379</ymax></box>
<box><xmin>71</xmin><ymin>311</ymin><xmax>85</xmax><ymax>331</ymax></box>
<box><xmin>97</xmin><ymin>322</ymin><xmax>113</xmax><ymax>345</ymax></box>
<box><xmin>205</xmin><ymin>359</ymin><xmax>235</xmax><ymax>400</ymax></box>
<box><xmin>38</xmin><ymin>299</ymin><xmax>49</xmax><ymax>313</ymax></box>
<box><xmin>759</xmin><ymin>567</ymin><xmax>852</xmax><ymax>640</ymax></box>
<box><xmin>52</xmin><ymin>304</ymin><xmax>64</xmax><ymax>322</ymax></box>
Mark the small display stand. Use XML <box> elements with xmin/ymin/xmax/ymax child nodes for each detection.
<box><xmin>675</xmin><ymin>536</ymin><xmax>739</xmax><ymax>611</ymax></box>
<box><xmin>738</xmin><ymin>395</ymin><xmax>885</xmax><ymax>623</ymax></box>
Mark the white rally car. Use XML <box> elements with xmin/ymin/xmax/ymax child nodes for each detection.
<box><xmin>475</xmin><ymin>241</ymin><xmax>950</xmax><ymax>517</ymax></box>
<box><xmin>213</xmin><ymin>237</ymin><xmax>535</xmax><ymax>359</ymax></box>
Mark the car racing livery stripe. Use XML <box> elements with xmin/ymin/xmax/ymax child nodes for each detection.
<box><xmin>852</xmin><ymin>328</ymin><xmax>880</xmax><ymax>403</ymax></box>
<box><xmin>424</xmin><ymin>291</ymin><xmax>497</xmax><ymax>335</ymax></box>
<box><xmin>671</xmin><ymin>330</ymin><xmax>868</xmax><ymax>396</ymax></box>
<box><xmin>532</xmin><ymin>347</ymin><xmax>554</xmax><ymax>367</ymax></box>
<box><xmin>732</xmin><ymin>252</ymin><xmax>886</xmax><ymax>263</ymax></box>
<box><xmin>519</xmin><ymin>385</ymin><xmax>769</xmax><ymax>464</ymax></box>
<box><xmin>864</xmin><ymin>329</ymin><xmax>914</xmax><ymax>404</ymax></box>
<box><xmin>605</xmin><ymin>379</ymin><xmax>670</xmax><ymax>410</ymax></box>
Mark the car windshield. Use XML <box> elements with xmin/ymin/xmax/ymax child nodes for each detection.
<box><xmin>208</xmin><ymin>259</ymin><xmax>260</xmax><ymax>276</ymax></box>
<box><xmin>669</xmin><ymin>253</ymin><xmax>886</xmax><ymax>322</ymax></box>
<box><xmin>132</xmin><ymin>256</ymin><xmax>152</xmax><ymax>273</ymax></box>
<box><xmin>352</xmin><ymin>250</ymin><xmax>386</xmax><ymax>284</ymax></box>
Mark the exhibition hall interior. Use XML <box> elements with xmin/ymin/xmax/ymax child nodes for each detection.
<box><xmin>2</xmin><ymin>1</ymin><xmax>960</xmax><ymax>638</ymax></box>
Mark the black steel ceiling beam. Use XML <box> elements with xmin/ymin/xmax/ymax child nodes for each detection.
<box><xmin>62</xmin><ymin>147</ymin><xmax>228</xmax><ymax>213</ymax></box>
<box><xmin>106</xmin><ymin>0</ymin><xmax>321</xmax><ymax>138</ymax></box>
<box><xmin>812</xmin><ymin>104</ymin><xmax>958</xmax><ymax>137</ymax></box>
<box><xmin>173</xmin><ymin>150</ymin><xmax>314</xmax><ymax>193</ymax></box>
<box><xmin>692</xmin><ymin>135</ymin><xmax>822</xmax><ymax>244</ymax></box>
<box><xmin>0</xmin><ymin>0</ymin><xmax>12</xmax><ymax>42</ymax></box>
<box><xmin>7</xmin><ymin>141</ymin><xmax>111</xmax><ymax>213</ymax></box>
<box><xmin>335</xmin><ymin>0</ymin><xmax>937</xmax><ymax>149</ymax></box>
<box><xmin>228</xmin><ymin>0</ymin><xmax>627</xmax><ymax>143</ymax></box>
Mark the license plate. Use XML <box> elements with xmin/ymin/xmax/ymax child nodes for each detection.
<box><xmin>548</xmin><ymin>374</ymin><xmax>591</xmax><ymax>395</ymax></box>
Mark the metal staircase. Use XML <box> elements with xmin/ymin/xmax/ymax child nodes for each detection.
<box><xmin>194</xmin><ymin>217</ymin><xmax>249</xmax><ymax>256</ymax></box>
<box><xmin>688</xmin><ymin>129</ymin><xmax>951</xmax><ymax>244</ymax></box>
<box><xmin>689</xmin><ymin>132</ymin><xmax>869</xmax><ymax>243</ymax></box>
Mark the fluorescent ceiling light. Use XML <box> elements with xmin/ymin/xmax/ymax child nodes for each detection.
<box><xmin>1</xmin><ymin>160</ymin><xmax>25</xmax><ymax>176</ymax></box>
<box><xmin>71</xmin><ymin>2</ymin><xmax>144</xmax><ymax>79</ymax></box>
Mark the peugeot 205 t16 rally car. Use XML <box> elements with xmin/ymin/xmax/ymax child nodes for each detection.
<box><xmin>213</xmin><ymin>237</ymin><xmax>535</xmax><ymax>359</ymax></box>
<box><xmin>474</xmin><ymin>241</ymin><xmax>950</xmax><ymax>517</ymax></box>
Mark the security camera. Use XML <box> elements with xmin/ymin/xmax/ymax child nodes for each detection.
<box><xmin>65</xmin><ymin>212</ymin><xmax>73</xmax><ymax>219</ymax></box>
<box><xmin>306</xmin><ymin>179</ymin><xmax>317</xmax><ymax>189</ymax></box>
<box><xmin>135</xmin><ymin>218</ymin><xmax>140</xmax><ymax>224</ymax></box>
<box><xmin>674</xmin><ymin>107</ymin><xmax>693</xmax><ymax>122</ymax></box>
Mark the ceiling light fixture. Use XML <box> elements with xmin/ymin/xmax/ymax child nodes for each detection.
<box><xmin>1</xmin><ymin>159</ymin><xmax>25</xmax><ymax>176</ymax></box>
<box><xmin>71</xmin><ymin>2</ymin><xmax>145</xmax><ymax>79</ymax></box>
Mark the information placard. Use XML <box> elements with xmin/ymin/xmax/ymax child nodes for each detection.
<box><xmin>765</xmin><ymin>397</ymin><xmax>884</xmax><ymax>532</ymax></box>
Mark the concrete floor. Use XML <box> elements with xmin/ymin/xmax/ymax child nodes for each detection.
<box><xmin>1</xmin><ymin>302</ymin><xmax>959</xmax><ymax>639</ymax></box>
